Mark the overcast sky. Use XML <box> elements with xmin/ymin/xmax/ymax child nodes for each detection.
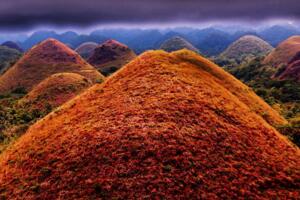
<box><xmin>0</xmin><ymin>0</ymin><xmax>299</xmax><ymax>30</ymax></box>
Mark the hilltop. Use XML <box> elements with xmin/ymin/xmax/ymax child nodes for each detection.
<box><xmin>219</xmin><ymin>35</ymin><xmax>273</xmax><ymax>63</ymax></box>
<box><xmin>75</xmin><ymin>42</ymin><xmax>98</xmax><ymax>59</ymax></box>
<box><xmin>160</xmin><ymin>36</ymin><xmax>200</xmax><ymax>53</ymax></box>
<box><xmin>88</xmin><ymin>40</ymin><xmax>136</xmax><ymax>75</ymax></box>
<box><xmin>0</xmin><ymin>38</ymin><xmax>104</xmax><ymax>93</ymax></box>
<box><xmin>264</xmin><ymin>36</ymin><xmax>300</xmax><ymax>67</ymax></box>
<box><xmin>0</xmin><ymin>50</ymin><xmax>297</xmax><ymax>199</ymax></box>
<box><xmin>18</xmin><ymin>73</ymin><xmax>93</xmax><ymax>112</ymax></box>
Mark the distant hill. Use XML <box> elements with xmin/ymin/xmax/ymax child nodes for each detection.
<box><xmin>220</xmin><ymin>35</ymin><xmax>273</xmax><ymax>63</ymax></box>
<box><xmin>0</xmin><ymin>46</ymin><xmax>22</xmax><ymax>74</ymax></box>
<box><xmin>0</xmin><ymin>50</ymin><xmax>297</xmax><ymax>199</ymax></box>
<box><xmin>18</xmin><ymin>73</ymin><xmax>93</xmax><ymax>112</ymax></box>
<box><xmin>0</xmin><ymin>38</ymin><xmax>104</xmax><ymax>93</ymax></box>
<box><xmin>182</xmin><ymin>28</ymin><xmax>234</xmax><ymax>56</ymax></box>
<box><xmin>160</xmin><ymin>36</ymin><xmax>200</xmax><ymax>53</ymax></box>
<box><xmin>264</xmin><ymin>36</ymin><xmax>300</xmax><ymax>67</ymax></box>
<box><xmin>88</xmin><ymin>40</ymin><xmax>136</xmax><ymax>75</ymax></box>
<box><xmin>20</xmin><ymin>31</ymin><xmax>107</xmax><ymax>50</ymax></box>
<box><xmin>75</xmin><ymin>42</ymin><xmax>98</xmax><ymax>59</ymax></box>
<box><xmin>1</xmin><ymin>41</ymin><xmax>23</xmax><ymax>52</ymax></box>
<box><xmin>91</xmin><ymin>29</ymin><xmax>164</xmax><ymax>54</ymax></box>
<box><xmin>275</xmin><ymin>51</ymin><xmax>300</xmax><ymax>82</ymax></box>
<box><xmin>259</xmin><ymin>25</ymin><xmax>300</xmax><ymax>47</ymax></box>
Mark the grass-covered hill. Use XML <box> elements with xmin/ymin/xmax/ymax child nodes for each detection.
<box><xmin>0</xmin><ymin>50</ymin><xmax>298</xmax><ymax>199</ymax></box>
<box><xmin>217</xmin><ymin>35</ymin><xmax>273</xmax><ymax>65</ymax></box>
<box><xmin>160</xmin><ymin>36</ymin><xmax>200</xmax><ymax>53</ymax></box>
<box><xmin>0</xmin><ymin>38</ymin><xmax>104</xmax><ymax>94</ymax></box>
<box><xmin>88</xmin><ymin>40</ymin><xmax>136</xmax><ymax>76</ymax></box>
<box><xmin>263</xmin><ymin>36</ymin><xmax>300</xmax><ymax>67</ymax></box>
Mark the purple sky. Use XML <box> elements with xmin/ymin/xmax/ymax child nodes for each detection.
<box><xmin>0</xmin><ymin>0</ymin><xmax>299</xmax><ymax>30</ymax></box>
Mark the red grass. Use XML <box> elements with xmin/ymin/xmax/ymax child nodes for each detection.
<box><xmin>18</xmin><ymin>72</ymin><xmax>93</xmax><ymax>111</ymax></box>
<box><xmin>87</xmin><ymin>39</ymin><xmax>136</xmax><ymax>72</ymax></box>
<box><xmin>0</xmin><ymin>38</ymin><xmax>104</xmax><ymax>93</ymax></box>
<box><xmin>0</xmin><ymin>50</ymin><xmax>298</xmax><ymax>199</ymax></box>
<box><xmin>264</xmin><ymin>36</ymin><xmax>300</xmax><ymax>67</ymax></box>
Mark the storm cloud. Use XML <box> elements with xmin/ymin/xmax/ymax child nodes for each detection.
<box><xmin>0</xmin><ymin>0</ymin><xmax>299</xmax><ymax>29</ymax></box>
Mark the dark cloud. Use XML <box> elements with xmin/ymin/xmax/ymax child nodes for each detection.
<box><xmin>0</xmin><ymin>0</ymin><xmax>299</xmax><ymax>29</ymax></box>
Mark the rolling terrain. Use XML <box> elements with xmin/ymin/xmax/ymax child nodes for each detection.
<box><xmin>0</xmin><ymin>50</ymin><xmax>298</xmax><ymax>199</ymax></box>
<box><xmin>0</xmin><ymin>38</ymin><xmax>104</xmax><ymax>93</ymax></box>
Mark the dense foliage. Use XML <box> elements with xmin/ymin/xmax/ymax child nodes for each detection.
<box><xmin>220</xmin><ymin>56</ymin><xmax>300</xmax><ymax>146</ymax></box>
<box><xmin>0</xmin><ymin>89</ymin><xmax>52</xmax><ymax>153</ymax></box>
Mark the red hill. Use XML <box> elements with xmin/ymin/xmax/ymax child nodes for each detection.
<box><xmin>264</xmin><ymin>36</ymin><xmax>300</xmax><ymax>67</ymax></box>
<box><xmin>0</xmin><ymin>50</ymin><xmax>297</xmax><ymax>199</ymax></box>
<box><xmin>87</xmin><ymin>39</ymin><xmax>136</xmax><ymax>75</ymax></box>
<box><xmin>0</xmin><ymin>38</ymin><xmax>104</xmax><ymax>93</ymax></box>
<box><xmin>276</xmin><ymin>51</ymin><xmax>300</xmax><ymax>82</ymax></box>
<box><xmin>18</xmin><ymin>72</ymin><xmax>93</xmax><ymax>112</ymax></box>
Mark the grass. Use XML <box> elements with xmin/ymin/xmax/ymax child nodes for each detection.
<box><xmin>0</xmin><ymin>50</ymin><xmax>298</xmax><ymax>199</ymax></box>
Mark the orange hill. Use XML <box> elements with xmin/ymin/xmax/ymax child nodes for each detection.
<box><xmin>0</xmin><ymin>38</ymin><xmax>104</xmax><ymax>93</ymax></box>
<box><xmin>88</xmin><ymin>39</ymin><xmax>136</xmax><ymax>75</ymax></box>
<box><xmin>18</xmin><ymin>72</ymin><xmax>93</xmax><ymax>112</ymax></box>
<box><xmin>0</xmin><ymin>50</ymin><xmax>298</xmax><ymax>199</ymax></box>
<box><xmin>264</xmin><ymin>35</ymin><xmax>300</xmax><ymax>67</ymax></box>
<box><xmin>172</xmin><ymin>50</ymin><xmax>286</xmax><ymax>126</ymax></box>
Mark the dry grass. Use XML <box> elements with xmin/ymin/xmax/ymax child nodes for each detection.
<box><xmin>0</xmin><ymin>50</ymin><xmax>298</xmax><ymax>199</ymax></box>
<box><xmin>18</xmin><ymin>72</ymin><xmax>93</xmax><ymax>112</ymax></box>
<box><xmin>0</xmin><ymin>38</ymin><xmax>104</xmax><ymax>93</ymax></box>
<box><xmin>220</xmin><ymin>35</ymin><xmax>273</xmax><ymax>62</ymax></box>
<box><xmin>87</xmin><ymin>39</ymin><xmax>136</xmax><ymax>74</ymax></box>
<box><xmin>173</xmin><ymin>50</ymin><xmax>287</xmax><ymax>126</ymax></box>
<box><xmin>264</xmin><ymin>36</ymin><xmax>300</xmax><ymax>67</ymax></box>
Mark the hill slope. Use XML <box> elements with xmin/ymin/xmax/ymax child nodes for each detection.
<box><xmin>275</xmin><ymin>51</ymin><xmax>300</xmax><ymax>82</ymax></box>
<box><xmin>88</xmin><ymin>40</ymin><xmax>136</xmax><ymax>75</ymax></box>
<box><xmin>0</xmin><ymin>46</ymin><xmax>22</xmax><ymax>74</ymax></box>
<box><xmin>1</xmin><ymin>41</ymin><xmax>23</xmax><ymax>52</ymax></box>
<box><xmin>160</xmin><ymin>36</ymin><xmax>200</xmax><ymax>53</ymax></box>
<box><xmin>0</xmin><ymin>50</ymin><xmax>298</xmax><ymax>199</ymax></box>
<box><xmin>173</xmin><ymin>50</ymin><xmax>286</xmax><ymax>126</ymax></box>
<box><xmin>18</xmin><ymin>73</ymin><xmax>93</xmax><ymax>112</ymax></box>
<box><xmin>75</xmin><ymin>42</ymin><xmax>98</xmax><ymax>59</ymax></box>
<box><xmin>0</xmin><ymin>38</ymin><xmax>104</xmax><ymax>93</ymax></box>
<box><xmin>264</xmin><ymin>36</ymin><xmax>300</xmax><ymax>67</ymax></box>
<box><xmin>220</xmin><ymin>35</ymin><xmax>273</xmax><ymax>63</ymax></box>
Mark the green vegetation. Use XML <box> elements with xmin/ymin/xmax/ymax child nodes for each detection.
<box><xmin>0</xmin><ymin>46</ymin><xmax>21</xmax><ymax>74</ymax></box>
<box><xmin>219</xmin><ymin>56</ymin><xmax>300</xmax><ymax>146</ymax></box>
<box><xmin>0</xmin><ymin>90</ymin><xmax>52</xmax><ymax>153</ymax></box>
